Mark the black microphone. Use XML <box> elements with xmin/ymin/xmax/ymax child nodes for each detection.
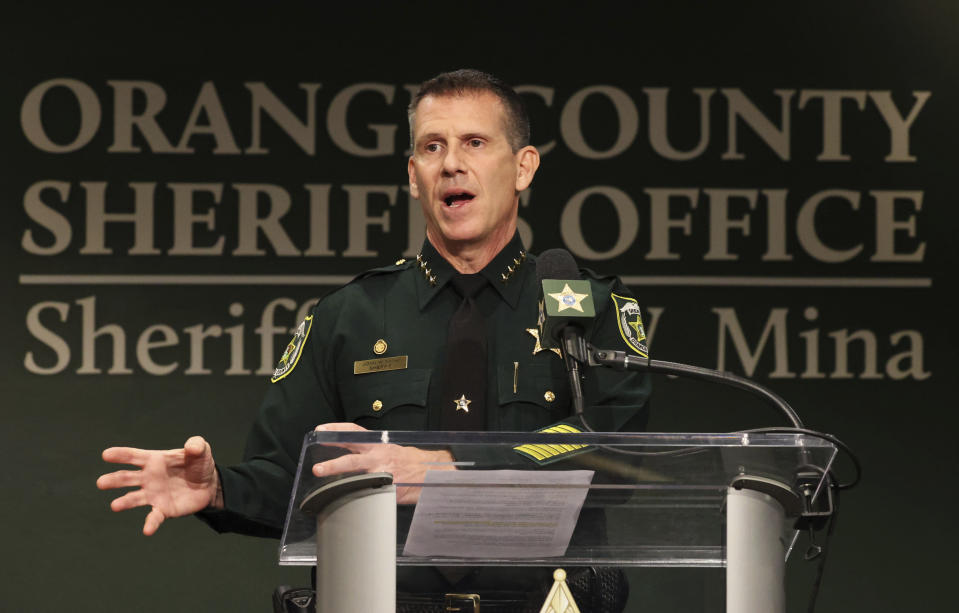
<box><xmin>536</xmin><ymin>248</ymin><xmax>595</xmax><ymax>415</ymax></box>
<box><xmin>535</xmin><ymin>248</ymin><xmax>595</xmax><ymax>357</ymax></box>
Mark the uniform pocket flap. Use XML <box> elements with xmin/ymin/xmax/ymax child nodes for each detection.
<box><xmin>339</xmin><ymin>368</ymin><xmax>431</xmax><ymax>419</ymax></box>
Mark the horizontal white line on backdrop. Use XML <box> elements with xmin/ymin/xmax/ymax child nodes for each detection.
<box><xmin>19</xmin><ymin>274</ymin><xmax>933</xmax><ymax>288</ymax></box>
<box><xmin>620</xmin><ymin>276</ymin><xmax>933</xmax><ymax>288</ymax></box>
<box><xmin>19</xmin><ymin>274</ymin><xmax>356</xmax><ymax>285</ymax></box>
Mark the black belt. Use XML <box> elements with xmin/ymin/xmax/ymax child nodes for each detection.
<box><xmin>396</xmin><ymin>591</ymin><xmax>538</xmax><ymax>613</ymax></box>
<box><xmin>275</xmin><ymin>568</ymin><xmax>628</xmax><ymax>613</ymax></box>
<box><xmin>396</xmin><ymin>567</ymin><xmax>628</xmax><ymax>612</ymax></box>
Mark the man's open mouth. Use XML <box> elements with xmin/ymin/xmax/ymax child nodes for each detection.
<box><xmin>443</xmin><ymin>191</ymin><xmax>475</xmax><ymax>208</ymax></box>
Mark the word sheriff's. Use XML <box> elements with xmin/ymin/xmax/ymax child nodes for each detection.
<box><xmin>22</xmin><ymin>180</ymin><xmax>925</xmax><ymax>265</ymax></box>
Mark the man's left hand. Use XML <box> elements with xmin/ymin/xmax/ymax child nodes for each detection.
<box><xmin>312</xmin><ymin>423</ymin><xmax>455</xmax><ymax>503</ymax></box>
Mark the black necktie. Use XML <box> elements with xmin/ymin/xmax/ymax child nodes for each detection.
<box><xmin>438</xmin><ymin>274</ymin><xmax>487</xmax><ymax>430</ymax></box>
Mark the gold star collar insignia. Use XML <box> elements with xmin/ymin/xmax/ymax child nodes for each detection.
<box><xmin>548</xmin><ymin>283</ymin><xmax>588</xmax><ymax>313</ymax></box>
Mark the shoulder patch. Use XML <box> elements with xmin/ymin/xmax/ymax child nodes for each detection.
<box><xmin>271</xmin><ymin>315</ymin><xmax>313</xmax><ymax>383</ymax></box>
<box><xmin>513</xmin><ymin>423</ymin><xmax>592</xmax><ymax>465</ymax></box>
<box><xmin>611</xmin><ymin>293</ymin><xmax>648</xmax><ymax>357</ymax></box>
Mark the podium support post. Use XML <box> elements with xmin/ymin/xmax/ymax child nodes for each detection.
<box><xmin>726</xmin><ymin>486</ymin><xmax>788</xmax><ymax>613</ymax></box>
<box><xmin>303</xmin><ymin>474</ymin><xmax>396</xmax><ymax>613</ymax></box>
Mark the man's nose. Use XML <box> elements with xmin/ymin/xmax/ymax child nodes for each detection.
<box><xmin>441</xmin><ymin>147</ymin><xmax>466</xmax><ymax>175</ymax></box>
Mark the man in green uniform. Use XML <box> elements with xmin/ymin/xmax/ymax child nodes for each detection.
<box><xmin>98</xmin><ymin>69</ymin><xmax>651</xmax><ymax>610</ymax></box>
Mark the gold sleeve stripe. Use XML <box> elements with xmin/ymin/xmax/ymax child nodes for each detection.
<box><xmin>514</xmin><ymin>445</ymin><xmax>548</xmax><ymax>461</ymax></box>
<box><xmin>513</xmin><ymin>423</ymin><xmax>590</xmax><ymax>464</ymax></box>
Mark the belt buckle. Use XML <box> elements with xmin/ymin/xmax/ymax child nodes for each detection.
<box><xmin>444</xmin><ymin>592</ymin><xmax>480</xmax><ymax>612</ymax></box>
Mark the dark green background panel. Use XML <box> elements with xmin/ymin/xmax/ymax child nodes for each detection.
<box><xmin>2</xmin><ymin>3</ymin><xmax>956</xmax><ymax>611</ymax></box>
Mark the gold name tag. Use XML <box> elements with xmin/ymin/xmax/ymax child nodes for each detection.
<box><xmin>353</xmin><ymin>355</ymin><xmax>408</xmax><ymax>375</ymax></box>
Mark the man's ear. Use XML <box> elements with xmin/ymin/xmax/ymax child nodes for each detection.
<box><xmin>408</xmin><ymin>157</ymin><xmax>419</xmax><ymax>199</ymax></box>
<box><xmin>515</xmin><ymin>146</ymin><xmax>540</xmax><ymax>192</ymax></box>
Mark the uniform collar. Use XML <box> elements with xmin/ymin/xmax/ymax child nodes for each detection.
<box><xmin>415</xmin><ymin>232</ymin><xmax>530</xmax><ymax>311</ymax></box>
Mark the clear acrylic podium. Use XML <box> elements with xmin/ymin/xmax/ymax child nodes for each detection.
<box><xmin>280</xmin><ymin>430</ymin><xmax>837</xmax><ymax>613</ymax></box>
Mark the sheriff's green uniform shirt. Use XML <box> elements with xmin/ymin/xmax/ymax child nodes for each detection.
<box><xmin>202</xmin><ymin>233</ymin><xmax>651</xmax><ymax>541</ymax></box>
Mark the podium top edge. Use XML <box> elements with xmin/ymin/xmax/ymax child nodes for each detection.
<box><xmin>303</xmin><ymin>430</ymin><xmax>835</xmax><ymax>448</ymax></box>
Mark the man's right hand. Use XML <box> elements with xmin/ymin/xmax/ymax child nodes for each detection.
<box><xmin>97</xmin><ymin>436</ymin><xmax>220</xmax><ymax>535</ymax></box>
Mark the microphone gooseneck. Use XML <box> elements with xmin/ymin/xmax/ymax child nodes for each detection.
<box><xmin>588</xmin><ymin>348</ymin><xmax>805</xmax><ymax>429</ymax></box>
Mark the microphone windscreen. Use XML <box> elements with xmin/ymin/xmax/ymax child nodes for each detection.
<box><xmin>536</xmin><ymin>248</ymin><xmax>580</xmax><ymax>283</ymax></box>
<box><xmin>536</xmin><ymin>248</ymin><xmax>595</xmax><ymax>348</ymax></box>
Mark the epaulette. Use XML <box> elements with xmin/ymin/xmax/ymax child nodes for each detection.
<box><xmin>579</xmin><ymin>266</ymin><xmax>618</xmax><ymax>284</ymax></box>
<box><xmin>348</xmin><ymin>257</ymin><xmax>417</xmax><ymax>284</ymax></box>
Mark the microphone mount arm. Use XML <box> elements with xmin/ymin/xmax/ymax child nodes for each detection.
<box><xmin>588</xmin><ymin>346</ymin><xmax>805</xmax><ymax>429</ymax></box>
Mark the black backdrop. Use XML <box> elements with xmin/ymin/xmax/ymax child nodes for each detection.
<box><xmin>3</xmin><ymin>2</ymin><xmax>957</xmax><ymax>611</ymax></box>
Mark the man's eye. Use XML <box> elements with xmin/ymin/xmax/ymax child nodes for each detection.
<box><xmin>468</xmin><ymin>139</ymin><xmax>483</xmax><ymax>147</ymax></box>
<box><xmin>425</xmin><ymin>143</ymin><xmax>440</xmax><ymax>152</ymax></box>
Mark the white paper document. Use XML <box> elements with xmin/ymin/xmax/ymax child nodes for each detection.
<box><xmin>402</xmin><ymin>469</ymin><xmax>595</xmax><ymax>558</ymax></box>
